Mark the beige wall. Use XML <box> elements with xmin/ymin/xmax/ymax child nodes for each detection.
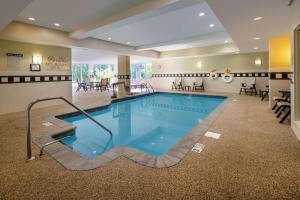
<box><xmin>0</xmin><ymin>39</ymin><xmax>72</xmax><ymax>114</ymax></box>
<box><xmin>269</xmin><ymin>36</ymin><xmax>291</xmax><ymax>72</ymax></box>
<box><xmin>154</xmin><ymin>52</ymin><xmax>268</xmax><ymax>73</ymax></box>
<box><xmin>152</xmin><ymin>52</ymin><xmax>269</xmax><ymax>93</ymax></box>
<box><xmin>160</xmin><ymin>43</ymin><xmax>239</xmax><ymax>59</ymax></box>
<box><xmin>0</xmin><ymin>39</ymin><xmax>71</xmax><ymax>73</ymax></box>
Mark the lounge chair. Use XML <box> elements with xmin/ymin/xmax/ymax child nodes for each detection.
<box><xmin>239</xmin><ymin>77</ymin><xmax>257</xmax><ymax>95</ymax></box>
<box><xmin>181</xmin><ymin>77</ymin><xmax>193</xmax><ymax>91</ymax></box>
<box><xmin>275</xmin><ymin>102</ymin><xmax>291</xmax><ymax>123</ymax></box>
<box><xmin>97</xmin><ymin>78</ymin><xmax>109</xmax><ymax>92</ymax></box>
<box><xmin>272</xmin><ymin>92</ymin><xmax>290</xmax><ymax>110</ymax></box>
<box><xmin>192</xmin><ymin>77</ymin><xmax>204</xmax><ymax>92</ymax></box>
<box><xmin>172</xmin><ymin>77</ymin><xmax>183</xmax><ymax>90</ymax></box>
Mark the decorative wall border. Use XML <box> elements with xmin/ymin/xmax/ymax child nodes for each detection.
<box><xmin>269</xmin><ymin>72</ymin><xmax>292</xmax><ymax>80</ymax></box>
<box><xmin>152</xmin><ymin>72</ymin><xmax>292</xmax><ymax>80</ymax></box>
<box><xmin>117</xmin><ymin>74</ymin><xmax>130</xmax><ymax>79</ymax></box>
<box><xmin>0</xmin><ymin>75</ymin><xmax>72</xmax><ymax>84</ymax></box>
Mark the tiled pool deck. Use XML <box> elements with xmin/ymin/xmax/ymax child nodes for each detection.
<box><xmin>33</xmin><ymin>92</ymin><xmax>230</xmax><ymax>170</ymax></box>
<box><xmin>1</xmin><ymin>90</ymin><xmax>299</xmax><ymax>199</ymax></box>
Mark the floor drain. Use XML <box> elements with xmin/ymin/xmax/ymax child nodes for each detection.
<box><xmin>191</xmin><ymin>143</ymin><xmax>205</xmax><ymax>153</ymax></box>
<box><xmin>204</xmin><ymin>131</ymin><xmax>221</xmax><ymax>139</ymax></box>
<box><xmin>42</xmin><ymin>122</ymin><xmax>53</xmax><ymax>127</ymax></box>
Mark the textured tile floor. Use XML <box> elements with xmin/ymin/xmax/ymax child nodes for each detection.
<box><xmin>0</xmin><ymin>90</ymin><xmax>299</xmax><ymax>199</ymax></box>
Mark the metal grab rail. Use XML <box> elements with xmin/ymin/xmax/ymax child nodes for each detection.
<box><xmin>26</xmin><ymin>96</ymin><xmax>112</xmax><ymax>160</ymax></box>
<box><xmin>39</xmin><ymin>136</ymin><xmax>71</xmax><ymax>156</ymax></box>
<box><xmin>145</xmin><ymin>82</ymin><xmax>155</xmax><ymax>93</ymax></box>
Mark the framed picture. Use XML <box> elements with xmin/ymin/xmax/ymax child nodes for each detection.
<box><xmin>30</xmin><ymin>64</ymin><xmax>41</xmax><ymax>71</ymax></box>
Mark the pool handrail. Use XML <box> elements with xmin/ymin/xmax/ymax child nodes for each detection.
<box><xmin>26</xmin><ymin>96</ymin><xmax>113</xmax><ymax>161</ymax></box>
<box><xmin>145</xmin><ymin>82</ymin><xmax>155</xmax><ymax>93</ymax></box>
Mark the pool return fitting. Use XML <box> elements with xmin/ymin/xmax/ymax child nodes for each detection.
<box><xmin>26</xmin><ymin>96</ymin><xmax>112</xmax><ymax>161</ymax></box>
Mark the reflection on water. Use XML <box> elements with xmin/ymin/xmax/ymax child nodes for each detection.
<box><xmin>62</xmin><ymin>93</ymin><xmax>225</xmax><ymax>158</ymax></box>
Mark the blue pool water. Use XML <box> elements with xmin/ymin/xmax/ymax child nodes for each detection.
<box><xmin>61</xmin><ymin>93</ymin><xmax>225</xmax><ymax>159</ymax></box>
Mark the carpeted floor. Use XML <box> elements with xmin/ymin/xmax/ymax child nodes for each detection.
<box><xmin>0</xmin><ymin>91</ymin><xmax>299</xmax><ymax>200</ymax></box>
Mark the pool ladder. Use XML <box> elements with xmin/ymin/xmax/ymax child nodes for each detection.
<box><xmin>26</xmin><ymin>96</ymin><xmax>112</xmax><ymax>161</ymax></box>
<box><xmin>145</xmin><ymin>82</ymin><xmax>155</xmax><ymax>93</ymax></box>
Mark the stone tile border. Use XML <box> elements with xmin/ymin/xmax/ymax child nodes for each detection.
<box><xmin>33</xmin><ymin>92</ymin><xmax>230</xmax><ymax>171</ymax></box>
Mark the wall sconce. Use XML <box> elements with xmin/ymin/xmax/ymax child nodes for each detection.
<box><xmin>32</xmin><ymin>55</ymin><xmax>42</xmax><ymax>64</ymax></box>
<box><xmin>255</xmin><ymin>58</ymin><xmax>262</xmax><ymax>66</ymax></box>
<box><xmin>197</xmin><ymin>61</ymin><xmax>202</xmax><ymax>68</ymax></box>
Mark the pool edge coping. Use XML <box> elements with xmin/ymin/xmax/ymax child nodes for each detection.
<box><xmin>33</xmin><ymin>92</ymin><xmax>231</xmax><ymax>171</ymax></box>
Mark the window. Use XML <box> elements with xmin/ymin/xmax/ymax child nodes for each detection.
<box><xmin>131</xmin><ymin>63</ymin><xmax>152</xmax><ymax>82</ymax></box>
<box><xmin>72</xmin><ymin>63</ymin><xmax>89</xmax><ymax>82</ymax></box>
<box><xmin>93</xmin><ymin>64</ymin><xmax>115</xmax><ymax>81</ymax></box>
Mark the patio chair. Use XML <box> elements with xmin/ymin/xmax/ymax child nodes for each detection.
<box><xmin>181</xmin><ymin>77</ymin><xmax>193</xmax><ymax>91</ymax></box>
<box><xmin>192</xmin><ymin>77</ymin><xmax>204</xmax><ymax>92</ymax></box>
<box><xmin>259</xmin><ymin>85</ymin><xmax>269</xmax><ymax>101</ymax></box>
<box><xmin>86</xmin><ymin>77</ymin><xmax>97</xmax><ymax>90</ymax></box>
<box><xmin>76</xmin><ymin>81</ymin><xmax>87</xmax><ymax>92</ymax></box>
<box><xmin>239</xmin><ymin>77</ymin><xmax>257</xmax><ymax>95</ymax></box>
<box><xmin>172</xmin><ymin>77</ymin><xmax>183</xmax><ymax>90</ymax></box>
<box><xmin>272</xmin><ymin>92</ymin><xmax>290</xmax><ymax>111</ymax></box>
<box><xmin>275</xmin><ymin>102</ymin><xmax>291</xmax><ymax>123</ymax></box>
<box><xmin>97</xmin><ymin>78</ymin><xmax>109</xmax><ymax>92</ymax></box>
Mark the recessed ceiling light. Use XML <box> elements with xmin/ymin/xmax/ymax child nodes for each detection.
<box><xmin>225</xmin><ymin>40</ymin><xmax>229</xmax><ymax>43</ymax></box>
<box><xmin>108</xmin><ymin>37</ymin><xmax>112</xmax><ymax>41</ymax></box>
<box><xmin>253</xmin><ymin>17</ymin><xmax>263</xmax><ymax>21</ymax></box>
<box><xmin>126</xmin><ymin>42</ymin><xmax>131</xmax><ymax>45</ymax></box>
<box><xmin>54</xmin><ymin>23</ymin><xmax>61</xmax><ymax>27</ymax></box>
<box><xmin>28</xmin><ymin>17</ymin><xmax>35</xmax><ymax>21</ymax></box>
<box><xmin>209</xmin><ymin>24</ymin><xmax>215</xmax><ymax>27</ymax></box>
<box><xmin>253</xmin><ymin>37</ymin><xmax>261</xmax><ymax>40</ymax></box>
<box><xmin>254</xmin><ymin>47</ymin><xmax>259</xmax><ymax>50</ymax></box>
<box><xmin>198</xmin><ymin>12</ymin><xmax>205</xmax><ymax>17</ymax></box>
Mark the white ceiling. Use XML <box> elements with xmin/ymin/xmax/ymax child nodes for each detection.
<box><xmin>72</xmin><ymin>48</ymin><xmax>118</xmax><ymax>64</ymax></box>
<box><xmin>10</xmin><ymin>0</ymin><xmax>300</xmax><ymax>56</ymax></box>
<box><xmin>93</xmin><ymin>1</ymin><xmax>231</xmax><ymax>48</ymax></box>
<box><xmin>207</xmin><ymin>0</ymin><xmax>300</xmax><ymax>52</ymax></box>
<box><xmin>72</xmin><ymin>48</ymin><xmax>155</xmax><ymax>64</ymax></box>
<box><xmin>15</xmin><ymin>0</ymin><xmax>233</xmax><ymax>52</ymax></box>
<box><xmin>0</xmin><ymin>0</ymin><xmax>32</xmax><ymax>31</ymax></box>
<box><xmin>139</xmin><ymin>31</ymin><xmax>233</xmax><ymax>51</ymax></box>
<box><xmin>16</xmin><ymin>0</ymin><xmax>149</xmax><ymax>32</ymax></box>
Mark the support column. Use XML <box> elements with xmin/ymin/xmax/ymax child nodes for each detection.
<box><xmin>117</xmin><ymin>55</ymin><xmax>131</xmax><ymax>93</ymax></box>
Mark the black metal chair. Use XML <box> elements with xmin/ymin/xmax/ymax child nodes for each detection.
<box><xmin>272</xmin><ymin>92</ymin><xmax>290</xmax><ymax>110</ymax></box>
<box><xmin>239</xmin><ymin>78</ymin><xmax>257</xmax><ymax>95</ymax></box>
<box><xmin>275</xmin><ymin>102</ymin><xmax>291</xmax><ymax>123</ymax></box>
<box><xmin>76</xmin><ymin>81</ymin><xmax>87</xmax><ymax>92</ymax></box>
<box><xmin>259</xmin><ymin>85</ymin><xmax>269</xmax><ymax>101</ymax></box>
<box><xmin>172</xmin><ymin>77</ymin><xmax>183</xmax><ymax>90</ymax></box>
